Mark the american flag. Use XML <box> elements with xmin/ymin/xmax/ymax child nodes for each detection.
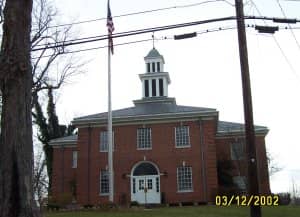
<box><xmin>107</xmin><ymin>0</ymin><xmax>114</xmax><ymax>54</ymax></box>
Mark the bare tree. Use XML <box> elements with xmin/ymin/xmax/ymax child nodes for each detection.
<box><xmin>33</xmin><ymin>149</ymin><xmax>48</xmax><ymax>210</ymax></box>
<box><xmin>267</xmin><ymin>151</ymin><xmax>282</xmax><ymax>176</ymax></box>
<box><xmin>31</xmin><ymin>0</ymin><xmax>85</xmax><ymax>96</ymax></box>
<box><xmin>30</xmin><ymin>0</ymin><xmax>84</xmax><ymax>196</ymax></box>
<box><xmin>0</xmin><ymin>0</ymin><xmax>39</xmax><ymax>216</ymax></box>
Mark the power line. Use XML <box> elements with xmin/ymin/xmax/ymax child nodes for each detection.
<box><xmin>276</xmin><ymin>0</ymin><xmax>300</xmax><ymax>52</ymax></box>
<box><xmin>32</xmin><ymin>24</ymin><xmax>300</xmax><ymax>59</ymax></box>
<box><xmin>32</xmin><ymin>15</ymin><xmax>300</xmax><ymax>52</ymax></box>
<box><xmin>41</xmin><ymin>0</ymin><xmax>233</xmax><ymax>30</ymax></box>
<box><xmin>249</xmin><ymin>0</ymin><xmax>299</xmax><ymax>78</ymax></box>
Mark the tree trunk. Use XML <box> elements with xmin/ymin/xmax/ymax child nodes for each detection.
<box><xmin>0</xmin><ymin>0</ymin><xmax>38</xmax><ymax>216</ymax></box>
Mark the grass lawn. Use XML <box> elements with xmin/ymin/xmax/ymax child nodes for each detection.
<box><xmin>45</xmin><ymin>205</ymin><xmax>300</xmax><ymax>217</ymax></box>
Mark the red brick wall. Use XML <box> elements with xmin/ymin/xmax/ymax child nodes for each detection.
<box><xmin>51</xmin><ymin>146</ymin><xmax>77</xmax><ymax>198</ymax></box>
<box><xmin>215</xmin><ymin>135</ymin><xmax>270</xmax><ymax>194</ymax></box>
<box><xmin>70</xmin><ymin>119</ymin><xmax>219</xmax><ymax>205</ymax></box>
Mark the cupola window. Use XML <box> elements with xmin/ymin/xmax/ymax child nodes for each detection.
<box><xmin>152</xmin><ymin>79</ymin><xmax>156</xmax><ymax>96</ymax></box>
<box><xmin>152</xmin><ymin>62</ymin><xmax>155</xmax><ymax>73</ymax></box>
<box><xmin>157</xmin><ymin>62</ymin><xmax>160</xmax><ymax>72</ymax></box>
<box><xmin>144</xmin><ymin>80</ymin><xmax>149</xmax><ymax>97</ymax></box>
<box><xmin>147</xmin><ymin>63</ymin><xmax>151</xmax><ymax>73</ymax></box>
<box><xmin>159</xmin><ymin>79</ymin><xmax>164</xmax><ymax>96</ymax></box>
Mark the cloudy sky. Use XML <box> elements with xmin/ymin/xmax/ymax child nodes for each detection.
<box><xmin>50</xmin><ymin>0</ymin><xmax>300</xmax><ymax>193</ymax></box>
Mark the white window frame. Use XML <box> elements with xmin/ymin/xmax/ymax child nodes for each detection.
<box><xmin>137</xmin><ymin>128</ymin><xmax>152</xmax><ymax>150</ymax></box>
<box><xmin>233</xmin><ymin>176</ymin><xmax>247</xmax><ymax>190</ymax></box>
<box><xmin>177</xmin><ymin>166</ymin><xmax>193</xmax><ymax>192</ymax></box>
<box><xmin>231</xmin><ymin>142</ymin><xmax>245</xmax><ymax>160</ymax></box>
<box><xmin>99</xmin><ymin>131</ymin><xmax>115</xmax><ymax>152</ymax></box>
<box><xmin>175</xmin><ymin>126</ymin><xmax>191</xmax><ymax>148</ymax></box>
<box><xmin>100</xmin><ymin>170</ymin><xmax>109</xmax><ymax>195</ymax></box>
<box><xmin>72</xmin><ymin>151</ymin><xmax>77</xmax><ymax>168</ymax></box>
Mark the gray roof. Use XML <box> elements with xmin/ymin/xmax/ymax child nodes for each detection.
<box><xmin>49</xmin><ymin>135</ymin><xmax>77</xmax><ymax>146</ymax></box>
<box><xmin>145</xmin><ymin>48</ymin><xmax>162</xmax><ymax>58</ymax></box>
<box><xmin>217</xmin><ymin>121</ymin><xmax>268</xmax><ymax>136</ymax></box>
<box><xmin>72</xmin><ymin>97</ymin><xmax>217</xmax><ymax>125</ymax></box>
<box><xmin>49</xmin><ymin>121</ymin><xmax>268</xmax><ymax>145</ymax></box>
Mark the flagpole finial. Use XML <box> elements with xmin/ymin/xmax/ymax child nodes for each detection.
<box><xmin>152</xmin><ymin>32</ymin><xmax>155</xmax><ymax>49</ymax></box>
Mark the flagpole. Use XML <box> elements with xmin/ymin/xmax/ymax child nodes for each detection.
<box><xmin>107</xmin><ymin>43</ymin><xmax>114</xmax><ymax>203</ymax></box>
<box><xmin>106</xmin><ymin>0</ymin><xmax>114</xmax><ymax>203</ymax></box>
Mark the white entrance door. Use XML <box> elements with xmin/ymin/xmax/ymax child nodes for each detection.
<box><xmin>131</xmin><ymin>175</ymin><xmax>160</xmax><ymax>204</ymax></box>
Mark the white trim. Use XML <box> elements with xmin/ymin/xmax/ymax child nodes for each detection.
<box><xmin>156</xmin><ymin>79</ymin><xmax>159</xmax><ymax>97</ymax></box>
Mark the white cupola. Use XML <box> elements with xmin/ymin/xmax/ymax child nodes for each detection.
<box><xmin>139</xmin><ymin>48</ymin><xmax>171</xmax><ymax>98</ymax></box>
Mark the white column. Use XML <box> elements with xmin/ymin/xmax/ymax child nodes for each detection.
<box><xmin>149</xmin><ymin>79</ymin><xmax>152</xmax><ymax>97</ymax></box>
<box><xmin>156</xmin><ymin>79</ymin><xmax>159</xmax><ymax>97</ymax></box>
<box><xmin>142</xmin><ymin>79</ymin><xmax>145</xmax><ymax>98</ymax></box>
<box><xmin>163</xmin><ymin>78</ymin><xmax>168</xmax><ymax>96</ymax></box>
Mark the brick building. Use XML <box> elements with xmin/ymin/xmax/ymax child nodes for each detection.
<box><xmin>50</xmin><ymin>48</ymin><xmax>270</xmax><ymax>206</ymax></box>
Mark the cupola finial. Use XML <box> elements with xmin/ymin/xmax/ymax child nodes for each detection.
<box><xmin>152</xmin><ymin>32</ymin><xmax>155</xmax><ymax>49</ymax></box>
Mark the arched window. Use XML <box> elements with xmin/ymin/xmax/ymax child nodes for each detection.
<box><xmin>133</xmin><ymin>162</ymin><xmax>158</xmax><ymax>176</ymax></box>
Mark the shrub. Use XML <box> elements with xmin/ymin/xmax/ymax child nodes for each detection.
<box><xmin>276</xmin><ymin>193</ymin><xmax>291</xmax><ymax>205</ymax></box>
<box><xmin>130</xmin><ymin>201</ymin><xmax>139</xmax><ymax>207</ymax></box>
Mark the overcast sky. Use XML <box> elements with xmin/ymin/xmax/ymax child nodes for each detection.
<box><xmin>50</xmin><ymin>0</ymin><xmax>300</xmax><ymax>194</ymax></box>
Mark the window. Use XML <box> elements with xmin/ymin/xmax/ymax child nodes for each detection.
<box><xmin>132</xmin><ymin>178</ymin><xmax>136</xmax><ymax>193</ymax></box>
<box><xmin>159</xmin><ymin>79</ymin><xmax>164</xmax><ymax>96</ymax></box>
<box><xmin>100</xmin><ymin>131</ymin><xmax>114</xmax><ymax>152</ymax></box>
<box><xmin>156</xmin><ymin>177</ymin><xmax>159</xmax><ymax>193</ymax></box>
<box><xmin>137</xmin><ymin>128</ymin><xmax>152</xmax><ymax>149</ymax></box>
<box><xmin>147</xmin><ymin>63</ymin><xmax>150</xmax><ymax>73</ymax></box>
<box><xmin>157</xmin><ymin>62</ymin><xmax>160</xmax><ymax>72</ymax></box>
<box><xmin>100</xmin><ymin>170</ymin><xmax>109</xmax><ymax>195</ymax></box>
<box><xmin>231</xmin><ymin>143</ymin><xmax>245</xmax><ymax>160</ymax></box>
<box><xmin>175</xmin><ymin>126</ymin><xmax>190</xmax><ymax>148</ymax></box>
<box><xmin>177</xmin><ymin>166</ymin><xmax>193</xmax><ymax>192</ymax></box>
<box><xmin>144</xmin><ymin>80</ymin><xmax>149</xmax><ymax>97</ymax></box>
<box><xmin>152</xmin><ymin>79</ymin><xmax>156</xmax><ymax>96</ymax></box>
<box><xmin>147</xmin><ymin>179</ymin><xmax>153</xmax><ymax>190</ymax></box>
<box><xmin>152</xmin><ymin>62</ymin><xmax>155</xmax><ymax>72</ymax></box>
<box><xmin>233</xmin><ymin>176</ymin><xmax>246</xmax><ymax>190</ymax></box>
<box><xmin>72</xmin><ymin>151</ymin><xmax>77</xmax><ymax>168</ymax></box>
<box><xmin>139</xmin><ymin>179</ymin><xmax>144</xmax><ymax>190</ymax></box>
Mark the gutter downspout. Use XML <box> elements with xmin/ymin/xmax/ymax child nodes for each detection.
<box><xmin>61</xmin><ymin>145</ymin><xmax>65</xmax><ymax>193</ymax></box>
<box><xmin>199</xmin><ymin>119</ymin><xmax>208</xmax><ymax>202</ymax></box>
<box><xmin>87</xmin><ymin>125</ymin><xmax>92</xmax><ymax>204</ymax></box>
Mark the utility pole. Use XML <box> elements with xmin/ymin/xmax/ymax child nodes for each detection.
<box><xmin>234</xmin><ymin>1</ymin><xmax>261</xmax><ymax>217</ymax></box>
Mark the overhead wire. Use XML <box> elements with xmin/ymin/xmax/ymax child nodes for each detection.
<box><xmin>31</xmin><ymin>15</ymin><xmax>300</xmax><ymax>52</ymax></box>
<box><xmin>38</xmin><ymin>0</ymin><xmax>234</xmax><ymax>30</ymax></box>
<box><xmin>249</xmin><ymin>0</ymin><xmax>299</xmax><ymax>78</ymax></box>
<box><xmin>32</xmin><ymin>24</ymin><xmax>300</xmax><ymax>59</ymax></box>
<box><xmin>276</xmin><ymin>0</ymin><xmax>300</xmax><ymax>52</ymax></box>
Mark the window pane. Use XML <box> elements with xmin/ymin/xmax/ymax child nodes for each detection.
<box><xmin>100</xmin><ymin>131</ymin><xmax>114</xmax><ymax>152</ymax></box>
<box><xmin>100</xmin><ymin>170</ymin><xmax>109</xmax><ymax>194</ymax></box>
<box><xmin>133</xmin><ymin>178</ymin><xmax>136</xmax><ymax>193</ymax></box>
<box><xmin>175</xmin><ymin>126</ymin><xmax>190</xmax><ymax>147</ymax></box>
<box><xmin>72</xmin><ymin>151</ymin><xmax>77</xmax><ymax>168</ymax></box>
<box><xmin>133</xmin><ymin>162</ymin><xmax>158</xmax><ymax>176</ymax></box>
<box><xmin>177</xmin><ymin>166</ymin><xmax>193</xmax><ymax>192</ymax></box>
<box><xmin>137</xmin><ymin>128</ymin><xmax>152</xmax><ymax>149</ymax></box>
<box><xmin>231</xmin><ymin>143</ymin><xmax>244</xmax><ymax>160</ymax></box>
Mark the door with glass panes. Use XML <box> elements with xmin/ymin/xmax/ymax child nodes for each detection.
<box><xmin>131</xmin><ymin>162</ymin><xmax>160</xmax><ymax>204</ymax></box>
